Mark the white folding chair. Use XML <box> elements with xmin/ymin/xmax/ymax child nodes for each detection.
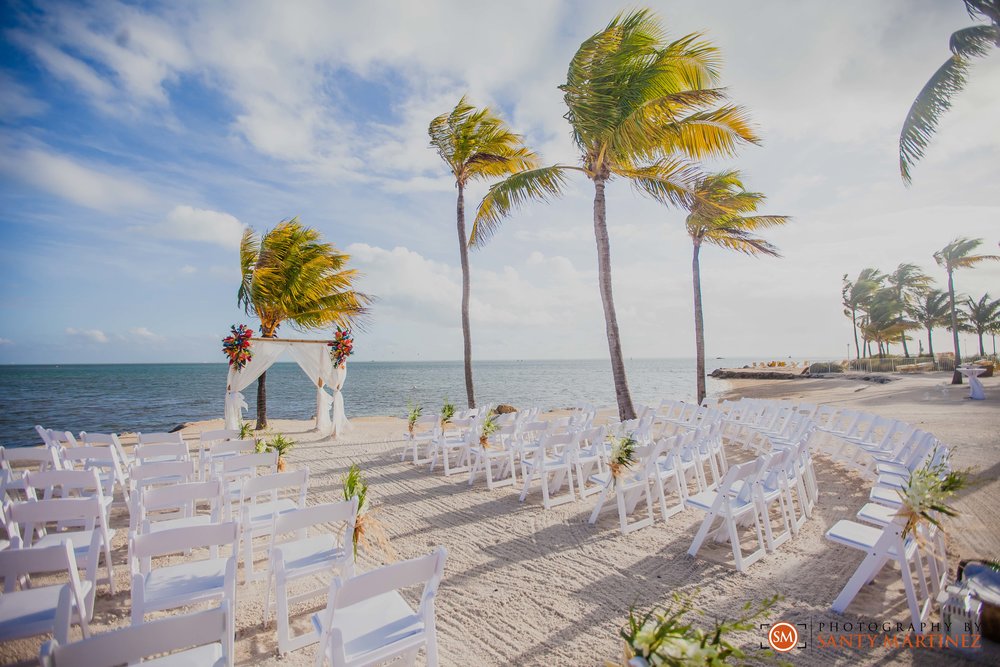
<box><xmin>59</xmin><ymin>446</ymin><xmax>128</xmax><ymax>508</ymax></box>
<box><xmin>312</xmin><ymin>547</ymin><xmax>447</xmax><ymax>667</ymax></box>
<box><xmin>648</xmin><ymin>436</ymin><xmax>687</xmax><ymax>521</ymax></box>
<box><xmin>219</xmin><ymin>450</ymin><xmax>278</xmax><ymax>519</ymax></box>
<box><xmin>198</xmin><ymin>429</ymin><xmax>239</xmax><ymax>481</ymax></box>
<box><xmin>428</xmin><ymin>417</ymin><xmax>476</xmax><ymax>476</ymax></box>
<box><xmin>239</xmin><ymin>469</ymin><xmax>309</xmax><ymax>583</ymax></box>
<box><xmin>0</xmin><ymin>539</ymin><xmax>92</xmax><ymax>645</ymax></box>
<box><xmin>825</xmin><ymin>517</ymin><xmax>937</xmax><ymax>626</ymax></box>
<box><xmin>133</xmin><ymin>479</ymin><xmax>224</xmax><ymax>538</ymax></box>
<box><xmin>130</xmin><ymin>522</ymin><xmax>238</xmax><ymax>660</ymax></box>
<box><xmin>401</xmin><ymin>415</ymin><xmax>438</xmax><ymax>465</ymax></box>
<box><xmin>264</xmin><ymin>499</ymin><xmax>357</xmax><ymax>654</ymax></box>
<box><xmin>78</xmin><ymin>432</ymin><xmax>132</xmax><ymax>476</ymax></box>
<box><xmin>467</xmin><ymin>423</ymin><xmax>517</xmax><ymax>490</ymax></box>
<box><xmin>133</xmin><ymin>441</ymin><xmax>189</xmax><ymax>467</ymax></box>
<box><xmin>571</xmin><ymin>426</ymin><xmax>607</xmax><ymax>498</ymax></box>
<box><xmin>587</xmin><ymin>442</ymin><xmax>658</xmax><ymax>534</ymax></box>
<box><xmin>128</xmin><ymin>460</ymin><xmax>196</xmax><ymax>512</ymax></box>
<box><xmin>0</xmin><ymin>445</ymin><xmax>62</xmax><ymax>500</ymax></box>
<box><xmin>202</xmin><ymin>439</ymin><xmax>257</xmax><ymax>482</ymax></box>
<box><xmin>40</xmin><ymin>605</ymin><xmax>231</xmax><ymax>667</ymax></box>
<box><xmin>686</xmin><ymin>460</ymin><xmax>767</xmax><ymax>572</ymax></box>
<box><xmin>519</xmin><ymin>432</ymin><xmax>577</xmax><ymax>509</ymax></box>
<box><xmin>19</xmin><ymin>470</ymin><xmax>116</xmax><ymax>594</ymax></box>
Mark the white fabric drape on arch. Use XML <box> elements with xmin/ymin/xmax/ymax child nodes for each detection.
<box><xmin>224</xmin><ymin>339</ymin><xmax>349</xmax><ymax>437</ymax></box>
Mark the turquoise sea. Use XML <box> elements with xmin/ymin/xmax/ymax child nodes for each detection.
<box><xmin>0</xmin><ymin>358</ymin><xmax>757</xmax><ymax>447</ymax></box>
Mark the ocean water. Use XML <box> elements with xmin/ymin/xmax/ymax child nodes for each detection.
<box><xmin>0</xmin><ymin>358</ymin><xmax>755</xmax><ymax>447</ymax></box>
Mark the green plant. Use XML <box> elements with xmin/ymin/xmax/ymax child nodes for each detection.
<box><xmin>341</xmin><ymin>464</ymin><xmax>394</xmax><ymax>561</ymax></box>
<box><xmin>809</xmin><ymin>362</ymin><xmax>844</xmax><ymax>374</ymax></box>
<box><xmin>265</xmin><ymin>433</ymin><xmax>296</xmax><ymax>471</ymax></box>
<box><xmin>898</xmin><ymin>451</ymin><xmax>973</xmax><ymax>537</ymax></box>
<box><xmin>406</xmin><ymin>403</ymin><xmax>423</xmax><ymax>434</ymax></box>
<box><xmin>440</xmin><ymin>399</ymin><xmax>456</xmax><ymax>427</ymax></box>
<box><xmin>615</xmin><ymin>592</ymin><xmax>781</xmax><ymax>666</ymax></box>
<box><xmin>479</xmin><ymin>412</ymin><xmax>500</xmax><ymax>447</ymax></box>
<box><xmin>608</xmin><ymin>435</ymin><xmax>638</xmax><ymax>481</ymax></box>
<box><xmin>237</xmin><ymin>420</ymin><xmax>255</xmax><ymax>440</ymax></box>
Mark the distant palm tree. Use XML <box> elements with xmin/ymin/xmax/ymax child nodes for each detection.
<box><xmin>842</xmin><ymin>268</ymin><xmax>884</xmax><ymax>359</ymax></box>
<box><xmin>964</xmin><ymin>293</ymin><xmax>1000</xmax><ymax>356</ymax></box>
<box><xmin>933</xmin><ymin>237</ymin><xmax>1000</xmax><ymax>383</ymax></box>
<box><xmin>428</xmin><ymin>97</ymin><xmax>539</xmax><ymax>409</ymax></box>
<box><xmin>886</xmin><ymin>263</ymin><xmax>933</xmax><ymax>357</ymax></box>
<box><xmin>863</xmin><ymin>288</ymin><xmax>914</xmax><ymax>358</ymax></box>
<box><xmin>678</xmin><ymin>170</ymin><xmax>789</xmax><ymax>403</ymax></box>
<box><xmin>908</xmin><ymin>288</ymin><xmax>951</xmax><ymax>361</ymax></box>
<box><xmin>238</xmin><ymin>219</ymin><xmax>370</xmax><ymax>429</ymax></box>
<box><xmin>471</xmin><ymin>9</ymin><xmax>757</xmax><ymax>420</ymax></box>
<box><xmin>899</xmin><ymin>0</ymin><xmax>1000</xmax><ymax>183</ymax></box>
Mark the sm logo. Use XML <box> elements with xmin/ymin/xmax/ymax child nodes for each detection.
<box><xmin>767</xmin><ymin>621</ymin><xmax>799</xmax><ymax>653</ymax></box>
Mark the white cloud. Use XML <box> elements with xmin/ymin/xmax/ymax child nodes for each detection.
<box><xmin>180</xmin><ymin>265</ymin><xmax>197</xmax><ymax>275</ymax></box>
<box><xmin>0</xmin><ymin>73</ymin><xmax>47</xmax><ymax>119</ymax></box>
<box><xmin>0</xmin><ymin>145</ymin><xmax>155</xmax><ymax>212</ymax></box>
<box><xmin>66</xmin><ymin>328</ymin><xmax>109</xmax><ymax>343</ymax></box>
<box><xmin>129</xmin><ymin>326</ymin><xmax>164</xmax><ymax>341</ymax></box>
<box><xmin>154</xmin><ymin>205</ymin><xmax>246</xmax><ymax>249</ymax></box>
<box><xmin>0</xmin><ymin>338</ymin><xmax>13</xmax><ymax>345</ymax></box>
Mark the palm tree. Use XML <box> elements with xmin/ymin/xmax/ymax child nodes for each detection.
<box><xmin>428</xmin><ymin>97</ymin><xmax>538</xmax><ymax>409</ymax></box>
<box><xmin>908</xmin><ymin>288</ymin><xmax>950</xmax><ymax>361</ymax></box>
<box><xmin>964</xmin><ymin>293</ymin><xmax>1000</xmax><ymax>356</ymax></box>
<box><xmin>238</xmin><ymin>219</ymin><xmax>371</xmax><ymax>429</ymax></box>
<box><xmin>678</xmin><ymin>170</ymin><xmax>788</xmax><ymax>403</ymax></box>
<box><xmin>470</xmin><ymin>10</ymin><xmax>757</xmax><ymax>420</ymax></box>
<box><xmin>899</xmin><ymin>0</ymin><xmax>1000</xmax><ymax>183</ymax></box>
<box><xmin>862</xmin><ymin>288</ymin><xmax>913</xmax><ymax>358</ymax></box>
<box><xmin>842</xmin><ymin>268</ymin><xmax>884</xmax><ymax>359</ymax></box>
<box><xmin>933</xmin><ymin>237</ymin><xmax>1000</xmax><ymax>383</ymax></box>
<box><xmin>886</xmin><ymin>263</ymin><xmax>933</xmax><ymax>357</ymax></box>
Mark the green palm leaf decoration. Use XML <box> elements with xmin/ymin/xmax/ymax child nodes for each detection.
<box><xmin>238</xmin><ymin>218</ymin><xmax>371</xmax><ymax>428</ymax></box>
<box><xmin>472</xmin><ymin>9</ymin><xmax>757</xmax><ymax>420</ymax></box>
<box><xmin>899</xmin><ymin>0</ymin><xmax>1000</xmax><ymax>183</ymax></box>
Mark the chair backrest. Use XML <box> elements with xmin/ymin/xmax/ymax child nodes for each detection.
<box><xmin>78</xmin><ymin>432</ymin><xmax>130</xmax><ymax>472</ymax></box>
<box><xmin>129</xmin><ymin>460</ymin><xmax>196</xmax><ymax>495</ymax></box>
<box><xmin>0</xmin><ymin>538</ymin><xmax>82</xmax><ymax>591</ymax></box>
<box><xmin>24</xmin><ymin>469</ymin><xmax>104</xmax><ymax>500</ymax></box>
<box><xmin>220</xmin><ymin>450</ymin><xmax>278</xmax><ymax>479</ymax></box>
<box><xmin>39</xmin><ymin>606</ymin><xmax>228</xmax><ymax>667</ymax></box>
<box><xmin>209</xmin><ymin>438</ymin><xmax>257</xmax><ymax>458</ymax></box>
<box><xmin>131</xmin><ymin>521</ymin><xmax>239</xmax><ymax>571</ymax></box>
<box><xmin>240</xmin><ymin>469</ymin><xmax>308</xmax><ymax>514</ymax></box>
<box><xmin>137</xmin><ymin>432</ymin><xmax>185</xmax><ymax>446</ymax></box>
<box><xmin>8</xmin><ymin>495</ymin><xmax>104</xmax><ymax>542</ymax></box>
<box><xmin>317</xmin><ymin>547</ymin><xmax>447</xmax><ymax>664</ymax></box>
<box><xmin>137</xmin><ymin>479</ymin><xmax>224</xmax><ymax>534</ymax></box>
<box><xmin>199</xmin><ymin>429</ymin><xmax>238</xmax><ymax>445</ymax></box>
<box><xmin>712</xmin><ymin>461</ymin><xmax>758</xmax><ymax>511</ymax></box>
<box><xmin>59</xmin><ymin>446</ymin><xmax>125</xmax><ymax>497</ymax></box>
<box><xmin>270</xmin><ymin>499</ymin><xmax>357</xmax><ymax>554</ymax></box>
<box><xmin>1</xmin><ymin>446</ymin><xmax>62</xmax><ymax>489</ymax></box>
<box><xmin>134</xmin><ymin>442</ymin><xmax>189</xmax><ymax>465</ymax></box>
<box><xmin>47</xmin><ymin>431</ymin><xmax>78</xmax><ymax>449</ymax></box>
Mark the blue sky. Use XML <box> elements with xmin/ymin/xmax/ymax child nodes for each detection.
<box><xmin>0</xmin><ymin>0</ymin><xmax>998</xmax><ymax>364</ymax></box>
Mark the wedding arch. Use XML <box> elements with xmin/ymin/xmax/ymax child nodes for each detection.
<box><xmin>223</xmin><ymin>338</ymin><xmax>349</xmax><ymax>437</ymax></box>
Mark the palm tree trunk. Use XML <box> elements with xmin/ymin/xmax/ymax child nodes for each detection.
<box><xmin>978</xmin><ymin>331</ymin><xmax>985</xmax><ymax>357</ymax></box>
<box><xmin>592</xmin><ymin>176</ymin><xmax>635</xmax><ymax>421</ymax></box>
<box><xmin>901</xmin><ymin>333</ymin><xmax>910</xmax><ymax>358</ymax></box>
<box><xmin>947</xmin><ymin>269</ymin><xmax>963</xmax><ymax>384</ymax></box>
<box><xmin>851</xmin><ymin>308</ymin><xmax>860</xmax><ymax>360</ymax></box>
<box><xmin>256</xmin><ymin>331</ymin><xmax>276</xmax><ymax>429</ymax></box>
<box><xmin>456</xmin><ymin>183</ymin><xmax>476</xmax><ymax>409</ymax></box>
<box><xmin>691</xmin><ymin>239</ymin><xmax>707</xmax><ymax>404</ymax></box>
<box><xmin>927</xmin><ymin>326</ymin><xmax>935</xmax><ymax>362</ymax></box>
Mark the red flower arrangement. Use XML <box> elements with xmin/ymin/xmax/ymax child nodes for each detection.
<box><xmin>328</xmin><ymin>326</ymin><xmax>354</xmax><ymax>367</ymax></box>
<box><xmin>222</xmin><ymin>324</ymin><xmax>254</xmax><ymax>371</ymax></box>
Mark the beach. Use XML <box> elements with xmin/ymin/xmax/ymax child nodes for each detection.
<box><xmin>2</xmin><ymin>371</ymin><xmax>998</xmax><ymax>666</ymax></box>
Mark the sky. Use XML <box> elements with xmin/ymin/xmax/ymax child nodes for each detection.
<box><xmin>0</xmin><ymin>0</ymin><xmax>997</xmax><ymax>364</ymax></box>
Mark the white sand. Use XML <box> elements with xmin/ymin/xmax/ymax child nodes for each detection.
<box><xmin>2</xmin><ymin>371</ymin><xmax>998</xmax><ymax>666</ymax></box>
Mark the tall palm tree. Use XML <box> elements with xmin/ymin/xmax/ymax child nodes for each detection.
<box><xmin>842</xmin><ymin>268</ymin><xmax>884</xmax><ymax>359</ymax></box>
<box><xmin>899</xmin><ymin>0</ymin><xmax>1000</xmax><ymax>183</ymax></box>
<box><xmin>964</xmin><ymin>293</ymin><xmax>1000</xmax><ymax>356</ymax></box>
<box><xmin>677</xmin><ymin>170</ymin><xmax>788</xmax><ymax>403</ymax></box>
<box><xmin>238</xmin><ymin>219</ymin><xmax>370</xmax><ymax>429</ymax></box>
<box><xmin>908</xmin><ymin>288</ymin><xmax>951</xmax><ymax>361</ymax></box>
<box><xmin>428</xmin><ymin>97</ymin><xmax>539</xmax><ymax>409</ymax></box>
<box><xmin>886</xmin><ymin>263</ymin><xmax>933</xmax><ymax>357</ymax></box>
<box><xmin>862</xmin><ymin>288</ymin><xmax>914</xmax><ymax>358</ymax></box>
<box><xmin>933</xmin><ymin>237</ymin><xmax>1000</xmax><ymax>383</ymax></box>
<box><xmin>470</xmin><ymin>9</ymin><xmax>757</xmax><ymax>420</ymax></box>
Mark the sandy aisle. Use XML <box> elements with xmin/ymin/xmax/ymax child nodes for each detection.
<box><xmin>1</xmin><ymin>371</ymin><xmax>997</xmax><ymax>666</ymax></box>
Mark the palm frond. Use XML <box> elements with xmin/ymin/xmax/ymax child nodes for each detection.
<box><xmin>470</xmin><ymin>165</ymin><xmax>572</xmax><ymax>247</ymax></box>
<box><xmin>624</xmin><ymin>158</ymin><xmax>705</xmax><ymax>209</ymax></box>
<box><xmin>899</xmin><ymin>55</ymin><xmax>971</xmax><ymax>184</ymax></box>
<box><xmin>950</xmin><ymin>24</ymin><xmax>1000</xmax><ymax>57</ymax></box>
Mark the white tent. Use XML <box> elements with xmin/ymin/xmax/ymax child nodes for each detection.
<box><xmin>224</xmin><ymin>338</ymin><xmax>349</xmax><ymax>437</ymax></box>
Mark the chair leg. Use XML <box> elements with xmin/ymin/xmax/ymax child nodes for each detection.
<box><xmin>688</xmin><ymin>511</ymin><xmax>717</xmax><ymax>557</ymax></box>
